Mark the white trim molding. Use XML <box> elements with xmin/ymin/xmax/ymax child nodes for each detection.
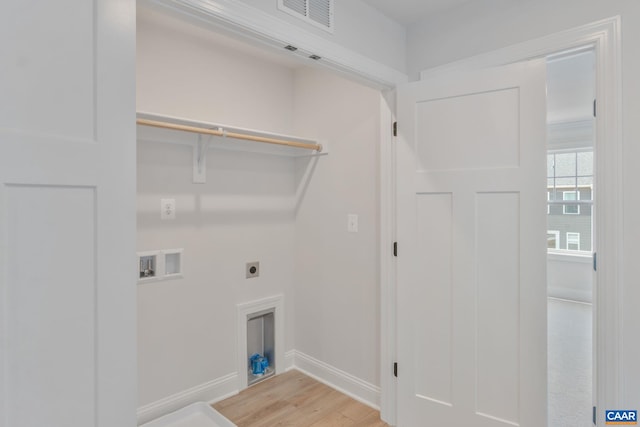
<box><xmin>548</xmin><ymin>119</ymin><xmax>594</xmax><ymax>150</ymax></box>
<box><xmin>144</xmin><ymin>0</ymin><xmax>407</xmax><ymax>89</ymax></box>
<box><xmin>136</xmin><ymin>372</ymin><xmax>238</xmax><ymax>425</ymax></box>
<box><xmin>284</xmin><ymin>349</ymin><xmax>296</xmax><ymax>371</ymax></box>
<box><xmin>379</xmin><ymin>90</ymin><xmax>397</xmax><ymax>425</ymax></box>
<box><xmin>408</xmin><ymin>15</ymin><xmax>623</xmax><ymax>418</ymax></box>
<box><xmin>420</xmin><ymin>16</ymin><xmax>621</xmax><ymax>82</ymax></box>
<box><xmin>290</xmin><ymin>350</ymin><xmax>381</xmax><ymax>410</ymax></box>
<box><xmin>136</xmin><ymin>351</ymin><xmax>381</xmax><ymax>426</ymax></box>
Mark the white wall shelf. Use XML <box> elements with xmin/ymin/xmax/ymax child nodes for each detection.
<box><xmin>137</xmin><ymin>112</ymin><xmax>328</xmax><ymax>183</ymax></box>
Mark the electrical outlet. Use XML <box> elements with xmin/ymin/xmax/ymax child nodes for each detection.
<box><xmin>161</xmin><ymin>198</ymin><xmax>176</xmax><ymax>220</ymax></box>
<box><xmin>347</xmin><ymin>214</ymin><xmax>358</xmax><ymax>232</ymax></box>
<box><xmin>246</xmin><ymin>261</ymin><xmax>260</xmax><ymax>279</ymax></box>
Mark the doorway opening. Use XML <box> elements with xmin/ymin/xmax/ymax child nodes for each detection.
<box><xmin>546</xmin><ymin>48</ymin><xmax>596</xmax><ymax>426</ymax></box>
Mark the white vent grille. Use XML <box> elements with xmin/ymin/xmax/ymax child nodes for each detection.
<box><xmin>309</xmin><ymin>0</ymin><xmax>331</xmax><ymax>28</ymax></box>
<box><xmin>278</xmin><ymin>0</ymin><xmax>334</xmax><ymax>32</ymax></box>
<box><xmin>283</xmin><ymin>0</ymin><xmax>307</xmax><ymax>16</ymax></box>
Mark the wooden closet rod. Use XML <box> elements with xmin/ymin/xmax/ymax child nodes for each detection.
<box><xmin>136</xmin><ymin>118</ymin><xmax>323</xmax><ymax>152</ymax></box>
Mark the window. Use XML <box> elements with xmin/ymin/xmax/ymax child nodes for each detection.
<box><xmin>563</xmin><ymin>190</ymin><xmax>580</xmax><ymax>214</ymax></box>
<box><xmin>547</xmin><ymin>150</ymin><xmax>593</xmax><ymax>253</ymax></box>
<box><xmin>566</xmin><ymin>232</ymin><xmax>581</xmax><ymax>251</ymax></box>
<box><xmin>547</xmin><ymin>230</ymin><xmax>560</xmax><ymax>249</ymax></box>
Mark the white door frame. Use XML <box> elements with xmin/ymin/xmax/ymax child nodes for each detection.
<box><xmin>380</xmin><ymin>16</ymin><xmax>622</xmax><ymax>426</ymax></box>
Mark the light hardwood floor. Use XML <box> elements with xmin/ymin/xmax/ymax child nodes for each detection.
<box><xmin>213</xmin><ymin>370</ymin><xmax>389</xmax><ymax>427</ymax></box>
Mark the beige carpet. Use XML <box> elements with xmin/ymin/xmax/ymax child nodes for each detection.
<box><xmin>548</xmin><ymin>297</ymin><xmax>593</xmax><ymax>426</ymax></box>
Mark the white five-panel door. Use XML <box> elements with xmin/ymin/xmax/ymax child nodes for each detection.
<box><xmin>396</xmin><ymin>61</ymin><xmax>548</xmax><ymax>426</ymax></box>
<box><xmin>0</xmin><ymin>1</ymin><xmax>136</xmax><ymax>426</ymax></box>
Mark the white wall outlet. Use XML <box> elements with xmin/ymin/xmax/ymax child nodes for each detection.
<box><xmin>347</xmin><ymin>214</ymin><xmax>358</xmax><ymax>232</ymax></box>
<box><xmin>246</xmin><ymin>261</ymin><xmax>260</xmax><ymax>279</ymax></box>
<box><xmin>161</xmin><ymin>198</ymin><xmax>176</xmax><ymax>220</ymax></box>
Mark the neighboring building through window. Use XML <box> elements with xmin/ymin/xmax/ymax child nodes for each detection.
<box><xmin>547</xmin><ymin>150</ymin><xmax>593</xmax><ymax>253</ymax></box>
<box><xmin>562</xmin><ymin>190</ymin><xmax>580</xmax><ymax>214</ymax></box>
<box><xmin>566</xmin><ymin>232</ymin><xmax>581</xmax><ymax>250</ymax></box>
<box><xmin>548</xmin><ymin>230</ymin><xmax>560</xmax><ymax>249</ymax></box>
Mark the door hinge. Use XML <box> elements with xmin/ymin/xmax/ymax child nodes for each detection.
<box><xmin>593</xmin><ymin>406</ymin><xmax>596</xmax><ymax>425</ymax></box>
<box><xmin>593</xmin><ymin>99</ymin><xmax>597</xmax><ymax>117</ymax></box>
<box><xmin>394</xmin><ymin>362</ymin><xmax>398</xmax><ymax>377</ymax></box>
<box><xmin>593</xmin><ymin>252</ymin><xmax>597</xmax><ymax>271</ymax></box>
<box><xmin>393</xmin><ymin>121</ymin><xmax>397</xmax><ymax>137</ymax></box>
<box><xmin>393</xmin><ymin>242</ymin><xmax>398</xmax><ymax>257</ymax></box>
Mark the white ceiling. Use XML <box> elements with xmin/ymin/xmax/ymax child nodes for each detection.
<box><xmin>361</xmin><ymin>0</ymin><xmax>475</xmax><ymax>25</ymax></box>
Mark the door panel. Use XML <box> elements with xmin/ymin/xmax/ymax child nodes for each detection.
<box><xmin>415</xmin><ymin>88</ymin><xmax>520</xmax><ymax>171</ymax></box>
<box><xmin>397</xmin><ymin>61</ymin><xmax>547</xmax><ymax>426</ymax></box>
<box><xmin>415</xmin><ymin>193</ymin><xmax>453</xmax><ymax>405</ymax></box>
<box><xmin>0</xmin><ymin>1</ymin><xmax>136</xmax><ymax>426</ymax></box>
<box><xmin>6</xmin><ymin>186</ymin><xmax>96</xmax><ymax>426</ymax></box>
<box><xmin>476</xmin><ymin>192</ymin><xmax>520</xmax><ymax>423</ymax></box>
<box><xmin>0</xmin><ymin>0</ymin><xmax>95</xmax><ymax>139</ymax></box>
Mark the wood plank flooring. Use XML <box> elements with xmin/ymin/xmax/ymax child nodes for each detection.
<box><xmin>213</xmin><ymin>370</ymin><xmax>389</xmax><ymax>427</ymax></box>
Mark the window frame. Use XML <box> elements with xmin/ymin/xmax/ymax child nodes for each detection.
<box><xmin>562</xmin><ymin>190</ymin><xmax>581</xmax><ymax>215</ymax></box>
<box><xmin>566</xmin><ymin>232</ymin><xmax>581</xmax><ymax>251</ymax></box>
<box><xmin>547</xmin><ymin>149</ymin><xmax>594</xmax><ymax>256</ymax></box>
<box><xmin>547</xmin><ymin>230</ymin><xmax>560</xmax><ymax>249</ymax></box>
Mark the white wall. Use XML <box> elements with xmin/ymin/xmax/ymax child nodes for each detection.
<box><xmin>292</xmin><ymin>68</ymin><xmax>381</xmax><ymax>388</ymax></box>
<box><xmin>406</xmin><ymin>0</ymin><xmax>640</xmax><ymax>407</ymax></box>
<box><xmin>547</xmin><ymin>50</ymin><xmax>596</xmax><ymax>124</ymax></box>
<box><xmin>137</xmin><ymin>8</ymin><xmax>294</xmax><ymax>132</ymax></box>
<box><xmin>407</xmin><ymin>0</ymin><xmax>636</xmax><ymax>80</ymax></box>
<box><xmin>239</xmin><ymin>0</ymin><xmax>407</xmax><ymax>73</ymax></box>
<box><xmin>137</xmin><ymin>8</ymin><xmax>297</xmax><ymax>406</ymax></box>
<box><xmin>548</xmin><ymin>255</ymin><xmax>593</xmax><ymax>303</ymax></box>
<box><xmin>137</xmin><ymin>6</ymin><xmax>382</xmax><ymax>409</ymax></box>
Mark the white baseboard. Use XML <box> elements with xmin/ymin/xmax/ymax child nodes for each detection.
<box><xmin>548</xmin><ymin>286</ymin><xmax>592</xmax><ymax>304</ymax></box>
<box><xmin>138</xmin><ymin>350</ymin><xmax>381</xmax><ymax>425</ymax></box>
<box><xmin>284</xmin><ymin>349</ymin><xmax>295</xmax><ymax>371</ymax></box>
<box><xmin>137</xmin><ymin>372</ymin><xmax>238</xmax><ymax>425</ymax></box>
<box><xmin>291</xmin><ymin>350</ymin><xmax>381</xmax><ymax>410</ymax></box>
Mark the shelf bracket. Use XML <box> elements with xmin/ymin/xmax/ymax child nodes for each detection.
<box><xmin>193</xmin><ymin>134</ymin><xmax>212</xmax><ymax>183</ymax></box>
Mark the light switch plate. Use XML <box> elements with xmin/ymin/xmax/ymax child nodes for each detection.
<box><xmin>347</xmin><ymin>214</ymin><xmax>358</xmax><ymax>232</ymax></box>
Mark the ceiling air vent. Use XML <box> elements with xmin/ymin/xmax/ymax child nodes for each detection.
<box><xmin>278</xmin><ymin>0</ymin><xmax>334</xmax><ymax>33</ymax></box>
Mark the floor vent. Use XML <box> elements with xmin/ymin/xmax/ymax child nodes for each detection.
<box><xmin>278</xmin><ymin>0</ymin><xmax>334</xmax><ymax>32</ymax></box>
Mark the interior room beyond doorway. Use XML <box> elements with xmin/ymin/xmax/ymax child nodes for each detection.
<box><xmin>546</xmin><ymin>48</ymin><xmax>595</xmax><ymax>427</ymax></box>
